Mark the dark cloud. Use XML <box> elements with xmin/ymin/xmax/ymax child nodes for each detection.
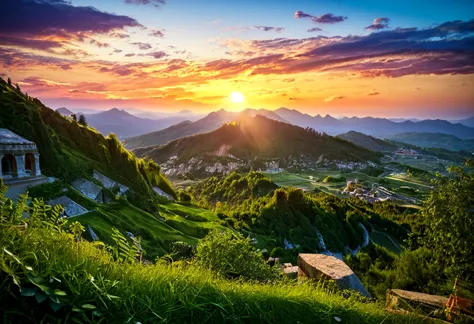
<box><xmin>140</xmin><ymin>51</ymin><xmax>168</xmax><ymax>59</ymax></box>
<box><xmin>367</xmin><ymin>91</ymin><xmax>380</xmax><ymax>96</ymax></box>
<box><xmin>124</xmin><ymin>0</ymin><xmax>166</xmax><ymax>7</ymax></box>
<box><xmin>312</xmin><ymin>14</ymin><xmax>347</xmax><ymax>24</ymax></box>
<box><xmin>109</xmin><ymin>32</ymin><xmax>130</xmax><ymax>39</ymax></box>
<box><xmin>294</xmin><ymin>10</ymin><xmax>347</xmax><ymax>24</ymax></box>
<box><xmin>365</xmin><ymin>17</ymin><xmax>390</xmax><ymax>30</ymax></box>
<box><xmin>149</xmin><ymin>29</ymin><xmax>165</xmax><ymax>38</ymax></box>
<box><xmin>0</xmin><ymin>0</ymin><xmax>141</xmax><ymax>36</ymax></box>
<box><xmin>0</xmin><ymin>35</ymin><xmax>62</xmax><ymax>50</ymax></box>
<box><xmin>131</xmin><ymin>42</ymin><xmax>153</xmax><ymax>50</ymax></box>
<box><xmin>89</xmin><ymin>39</ymin><xmax>110</xmax><ymax>48</ymax></box>
<box><xmin>0</xmin><ymin>0</ymin><xmax>142</xmax><ymax>53</ymax></box>
<box><xmin>125</xmin><ymin>53</ymin><xmax>136</xmax><ymax>57</ymax></box>
<box><xmin>254</xmin><ymin>26</ymin><xmax>285</xmax><ymax>33</ymax></box>
<box><xmin>112</xmin><ymin>49</ymin><xmax>123</xmax><ymax>54</ymax></box>
<box><xmin>307</xmin><ymin>27</ymin><xmax>323</xmax><ymax>33</ymax></box>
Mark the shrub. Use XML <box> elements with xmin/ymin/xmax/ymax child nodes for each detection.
<box><xmin>196</xmin><ymin>229</ymin><xmax>280</xmax><ymax>281</ymax></box>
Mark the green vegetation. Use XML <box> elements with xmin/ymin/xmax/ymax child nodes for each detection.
<box><xmin>0</xmin><ymin>184</ymin><xmax>419</xmax><ymax>323</ymax></box>
<box><xmin>346</xmin><ymin>159</ymin><xmax>474</xmax><ymax>300</ymax></box>
<box><xmin>390</xmin><ymin>132</ymin><xmax>474</xmax><ymax>152</ymax></box>
<box><xmin>196</xmin><ymin>228</ymin><xmax>280</xmax><ymax>281</ymax></box>
<box><xmin>0</xmin><ymin>77</ymin><xmax>175</xmax><ymax>204</ymax></box>
<box><xmin>337</xmin><ymin>131</ymin><xmax>399</xmax><ymax>152</ymax></box>
<box><xmin>188</xmin><ymin>172</ymin><xmax>409</xmax><ymax>263</ymax></box>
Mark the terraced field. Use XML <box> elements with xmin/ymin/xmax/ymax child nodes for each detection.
<box><xmin>74</xmin><ymin>201</ymin><xmax>224</xmax><ymax>259</ymax></box>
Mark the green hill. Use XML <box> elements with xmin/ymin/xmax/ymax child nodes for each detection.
<box><xmin>0</xmin><ymin>77</ymin><xmax>175</xmax><ymax>201</ymax></box>
<box><xmin>135</xmin><ymin>116</ymin><xmax>381</xmax><ymax>177</ymax></box>
<box><xmin>337</xmin><ymin>131</ymin><xmax>398</xmax><ymax>152</ymax></box>
<box><xmin>389</xmin><ymin>132</ymin><xmax>474</xmax><ymax>152</ymax></box>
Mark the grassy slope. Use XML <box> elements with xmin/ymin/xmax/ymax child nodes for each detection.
<box><xmin>0</xmin><ymin>227</ymin><xmax>422</xmax><ymax>324</ymax></box>
<box><xmin>73</xmin><ymin>201</ymin><xmax>225</xmax><ymax>258</ymax></box>
<box><xmin>0</xmin><ymin>78</ymin><xmax>175</xmax><ymax>199</ymax></box>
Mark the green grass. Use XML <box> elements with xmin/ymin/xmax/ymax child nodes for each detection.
<box><xmin>73</xmin><ymin>201</ymin><xmax>228</xmax><ymax>258</ymax></box>
<box><xmin>370</xmin><ymin>231</ymin><xmax>402</xmax><ymax>253</ymax></box>
<box><xmin>74</xmin><ymin>202</ymin><xmax>200</xmax><ymax>258</ymax></box>
<box><xmin>0</xmin><ymin>227</ymin><xmax>423</xmax><ymax>324</ymax></box>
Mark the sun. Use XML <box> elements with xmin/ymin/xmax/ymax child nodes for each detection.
<box><xmin>230</xmin><ymin>91</ymin><xmax>245</xmax><ymax>103</ymax></box>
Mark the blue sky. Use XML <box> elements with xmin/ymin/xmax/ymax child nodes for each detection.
<box><xmin>1</xmin><ymin>0</ymin><xmax>473</xmax><ymax>118</ymax></box>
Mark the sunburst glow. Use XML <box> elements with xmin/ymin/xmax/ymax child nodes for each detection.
<box><xmin>230</xmin><ymin>92</ymin><xmax>245</xmax><ymax>103</ymax></box>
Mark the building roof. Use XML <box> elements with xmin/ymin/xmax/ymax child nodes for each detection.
<box><xmin>0</xmin><ymin>128</ymin><xmax>33</xmax><ymax>145</ymax></box>
<box><xmin>72</xmin><ymin>178</ymin><xmax>103</xmax><ymax>201</ymax></box>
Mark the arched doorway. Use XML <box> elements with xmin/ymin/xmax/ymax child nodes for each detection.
<box><xmin>25</xmin><ymin>153</ymin><xmax>36</xmax><ymax>176</ymax></box>
<box><xmin>1</xmin><ymin>154</ymin><xmax>18</xmax><ymax>178</ymax></box>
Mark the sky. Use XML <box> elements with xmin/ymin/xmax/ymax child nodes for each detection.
<box><xmin>1</xmin><ymin>0</ymin><xmax>474</xmax><ymax>119</ymax></box>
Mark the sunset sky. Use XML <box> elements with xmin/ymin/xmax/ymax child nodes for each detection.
<box><xmin>1</xmin><ymin>0</ymin><xmax>473</xmax><ymax>118</ymax></box>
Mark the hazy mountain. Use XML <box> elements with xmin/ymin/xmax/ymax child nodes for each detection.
<box><xmin>453</xmin><ymin>116</ymin><xmax>474</xmax><ymax>128</ymax></box>
<box><xmin>275</xmin><ymin>108</ymin><xmax>474</xmax><ymax>139</ymax></box>
<box><xmin>389</xmin><ymin>118</ymin><xmax>421</xmax><ymax>123</ymax></box>
<box><xmin>56</xmin><ymin>107</ymin><xmax>74</xmax><ymax>116</ymax></box>
<box><xmin>82</xmin><ymin>108</ymin><xmax>190</xmax><ymax>138</ymax></box>
<box><xmin>337</xmin><ymin>131</ymin><xmax>399</xmax><ymax>152</ymax></box>
<box><xmin>134</xmin><ymin>115</ymin><xmax>380</xmax><ymax>177</ymax></box>
<box><xmin>124</xmin><ymin>108</ymin><xmax>288</xmax><ymax>149</ymax></box>
<box><xmin>389</xmin><ymin>132</ymin><xmax>474</xmax><ymax>152</ymax></box>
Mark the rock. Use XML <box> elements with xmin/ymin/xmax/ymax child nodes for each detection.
<box><xmin>297</xmin><ymin>254</ymin><xmax>370</xmax><ymax>297</ymax></box>
<box><xmin>283</xmin><ymin>266</ymin><xmax>298</xmax><ymax>279</ymax></box>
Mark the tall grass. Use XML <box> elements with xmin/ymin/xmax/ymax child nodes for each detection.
<box><xmin>0</xmin><ymin>225</ymin><xmax>423</xmax><ymax>323</ymax></box>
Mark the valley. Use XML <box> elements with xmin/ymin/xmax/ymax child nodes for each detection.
<box><xmin>1</xmin><ymin>76</ymin><xmax>473</xmax><ymax>323</ymax></box>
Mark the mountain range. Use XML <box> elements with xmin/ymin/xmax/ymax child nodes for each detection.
<box><xmin>123</xmin><ymin>108</ymin><xmax>287</xmax><ymax>149</ymax></box>
<box><xmin>134</xmin><ymin>115</ymin><xmax>380</xmax><ymax>177</ymax></box>
<box><xmin>124</xmin><ymin>108</ymin><xmax>474</xmax><ymax>150</ymax></box>
<box><xmin>57</xmin><ymin>108</ymin><xmax>193</xmax><ymax>138</ymax></box>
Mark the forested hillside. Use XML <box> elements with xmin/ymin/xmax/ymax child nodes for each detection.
<box><xmin>337</xmin><ymin>131</ymin><xmax>399</xmax><ymax>152</ymax></box>
<box><xmin>389</xmin><ymin>132</ymin><xmax>474</xmax><ymax>152</ymax></box>
<box><xmin>0</xmin><ymin>78</ymin><xmax>175</xmax><ymax>200</ymax></box>
<box><xmin>134</xmin><ymin>116</ymin><xmax>381</xmax><ymax>177</ymax></box>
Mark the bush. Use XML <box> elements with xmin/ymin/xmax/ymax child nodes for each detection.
<box><xmin>177</xmin><ymin>189</ymin><xmax>191</xmax><ymax>202</ymax></box>
<box><xmin>196</xmin><ymin>229</ymin><xmax>280</xmax><ymax>281</ymax></box>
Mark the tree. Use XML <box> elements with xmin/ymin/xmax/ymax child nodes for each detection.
<box><xmin>7</xmin><ymin>77</ymin><xmax>11</xmax><ymax>86</ymax></box>
<box><xmin>78</xmin><ymin>114</ymin><xmax>88</xmax><ymax>126</ymax></box>
<box><xmin>71</xmin><ymin>113</ymin><xmax>77</xmax><ymax>122</ymax></box>
<box><xmin>15</xmin><ymin>83</ymin><xmax>20</xmax><ymax>92</ymax></box>
<box><xmin>420</xmin><ymin>159</ymin><xmax>474</xmax><ymax>282</ymax></box>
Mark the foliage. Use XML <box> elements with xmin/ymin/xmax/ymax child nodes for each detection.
<box><xmin>78</xmin><ymin>114</ymin><xmax>88</xmax><ymax>126</ymax></box>
<box><xmin>109</xmin><ymin>227</ymin><xmax>140</xmax><ymax>263</ymax></box>
<box><xmin>177</xmin><ymin>189</ymin><xmax>191</xmax><ymax>202</ymax></box>
<box><xmin>196</xmin><ymin>229</ymin><xmax>280</xmax><ymax>281</ymax></box>
<box><xmin>419</xmin><ymin>159</ymin><xmax>474</xmax><ymax>282</ymax></box>
<box><xmin>0</xmin><ymin>185</ymin><xmax>418</xmax><ymax>323</ymax></box>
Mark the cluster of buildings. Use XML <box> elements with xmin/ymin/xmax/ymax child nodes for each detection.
<box><xmin>394</xmin><ymin>148</ymin><xmax>419</xmax><ymax>156</ymax></box>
